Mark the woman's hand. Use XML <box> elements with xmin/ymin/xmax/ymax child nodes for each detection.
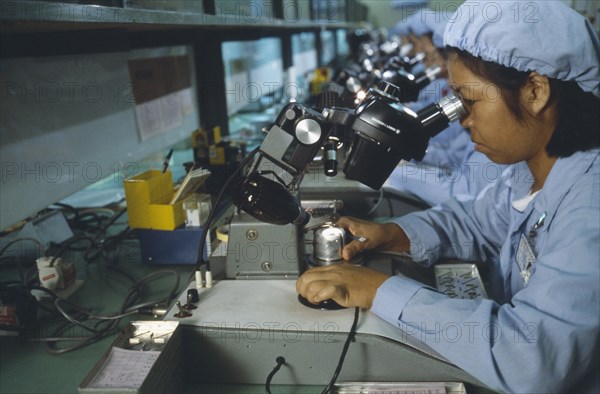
<box><xmin>336</xmin><ymin>217</ymin><xmax>411</xmax><ymax>260</ymax></box>
<box><xmin>296</xmin><ymin>264</ymin><xmax>390</xmax><ymax>309</ymax></box>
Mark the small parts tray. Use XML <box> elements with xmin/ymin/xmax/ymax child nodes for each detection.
<box><xmin>434</xmin><ymin>264</ymin><xmax>488</xmax><ymax>300</ymax></box>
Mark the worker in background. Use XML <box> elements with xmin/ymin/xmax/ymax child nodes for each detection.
<box><xmin>386</xmin><ymin>11</ymin><xmax>505</xmax><ymax>205</ymax></box>
<box><xmin>387</xmin><ymin>12</ymin><xmax>421</xmax><ymax>49</ymax></box>
<box><xmin>298</xmin><ymin>1</ymin><xmax>600</xmax><ymax>392</ymax></box>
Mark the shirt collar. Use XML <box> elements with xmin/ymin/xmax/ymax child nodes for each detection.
<box><xmin>512</xmin><ymin>190</ymin><xmax>540</xmax><ymax>213</ymax></box>
<box><xmin>533</xmin><ymin>149</ymin><xmax>600</xmax><ymax>222</ymax></box>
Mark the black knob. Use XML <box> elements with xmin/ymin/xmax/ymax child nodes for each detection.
<box><xmin>187</xmin><ymin>288</ymin><xmax>200</xmax><ymax>303</ymax></box>
<box><xmin>323</xmin><ymin>141</ymin><xmax>338</xmax><ymax>177</ymax></box>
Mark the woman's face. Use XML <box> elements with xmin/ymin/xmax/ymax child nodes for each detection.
<box><xmin>447</xmin><ymin>56</ymin><xmax>548</xmax><ymax>165</ymax></box>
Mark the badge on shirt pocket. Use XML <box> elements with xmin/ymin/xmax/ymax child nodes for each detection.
<box><xmin>516</xmin><ymin>233</ymin><xmax>537</xmax><ymax>285</ymax></box>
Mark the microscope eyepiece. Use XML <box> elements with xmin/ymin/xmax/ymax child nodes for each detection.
<box><xmin>438</xmin><ymin>94</ymin><xmax>466</xmax><ymax>123</ymax></box>
<box><xmin>343</xmin><ymin>93</ymin><xmax>466</xmax><ymax>190</ymax></box>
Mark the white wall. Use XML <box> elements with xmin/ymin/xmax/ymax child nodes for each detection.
<box><xmin>0</xmin><ymin>46</ymin><xmax>199</xmax><ymax>229</ymax></box>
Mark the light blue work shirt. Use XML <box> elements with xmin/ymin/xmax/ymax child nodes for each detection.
<box><xmin>385</xmin><ymin>140</ymin><xmax>505</xmax><ymax>207</ymax></box>
<box><xmin>372</xmin><ymin>149</ymin><xmax>600</xmax><ymax>393</ymax></box>
<box><xmin>421</xmin><ymin>121</ymin><xmax>470</xmax><ymax>166</ymax></box>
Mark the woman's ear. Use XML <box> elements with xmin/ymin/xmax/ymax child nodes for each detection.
<box><xmin>520</xmin><ymin>72</ymin><xmax>552</xmax><ymax>116</ymax></box>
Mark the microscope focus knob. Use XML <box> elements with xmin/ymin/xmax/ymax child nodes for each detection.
<box><xmin>295</xmin><ymin>118</ymin><xmax>322</xmax><ymax>145</ymax></box>
<box><xmin>187</xmin><ymin>288</ymin><xmax>200</xmax><ymax>303</ymax></box>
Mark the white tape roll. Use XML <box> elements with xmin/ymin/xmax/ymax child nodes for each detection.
<box><xmin>216</xmin><ymin>225</ymin><xmax>229</xmax><ymax>243</ymax></box>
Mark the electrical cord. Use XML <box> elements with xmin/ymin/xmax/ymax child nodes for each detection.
<box><xmin>0</xmin><ymin>237</ymin><xmax>46</xmax><ymax>283</ymax></box>
<box><xmin>44</xmin><ymin>319</ymin><xmax>116</xmax><ymax>355</ymax></box>
<box><xmin>94</xmin><ymin>227</ymin><xmax>133</xmax><ymax>266</ymax></box>
<box><xmin>0</xmin><ymin>237</ymin><xmax>45</xmax><ymax>258</ymax></box>
<box><xmin>53</xmin><ymin>270</ymin><xmax>180</xmax><ymax>327</ymax></box>
<box><xmin>265</xmin><ymin>356</ymin><xmax>286</xmax><ymax>394</ymax></box>
<box><xmin>2</xmin><ymin>205</ymin><xmax>178</xmax><ymax>354</ymax></box>
<box><xmin>42</xmin><ymin>207</ymin><xmax>131</xmax><ymax>269</ymax></box>
<box><xmin>54</xmin><ymin>299</ymin><xmax>140</xmax><ymax>329</ymax></box>
<box><xmin>195</xmin><ymin>146</ymin><xmax>261</xmax><ymax>273</ymax></box>
<box><xmin>52</xmin><ymin>203</ymin><xmax>121</xmax><ymax>234</ymax></box>
<box><xmin>42</xmin><ymin>269</ymin><xmax>181</xmax><ymax>354</ymax></box>
<box><xmin>321</xmin><ymin>307</ymin><xmax>360</xmax><ymax>394</ymax></box>
<box><xmin>262</xmin><ymin>308</ymin><xmax>360</xmax><ymax>393</ymax></box>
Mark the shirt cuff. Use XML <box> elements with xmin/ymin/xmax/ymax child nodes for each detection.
<box><xmin>371</xmin><ymin>276</ymin><xmax>426</xmax><ymax>327</ymax></box>
<box><xmin>393</xmin><ymin>215</ymin><xmax>442</xmax><ymax>266</ymax></box>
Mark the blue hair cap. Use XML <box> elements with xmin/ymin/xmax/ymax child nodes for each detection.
<box><xmin>444</xmin><ymin>0</ymin><xmax>600</xmax><ymax>97</ymax></box>
<box><xmin>420</xmin><ymin>11</ymin><xmax>448</xmax><ymax>48</ymax></box>
<box><xmin>390</xmin><ymin>12</ymin><xmax>429</xmax><ymax>37</ymax></box>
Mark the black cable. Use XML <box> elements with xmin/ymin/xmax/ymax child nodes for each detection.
<box><xmin>44</xmin><ymin>319</ymin><xmax>116</xmax><ymax>354</ymax></box>
<box><xmin>265</xmin><ymin>356</ymin><xmax>286</xmax><ymax>394</ymax></box>
<box><xmin>83</xmin><ymin>224</ymin><xmax>131</xmax><ymax>266</ymax></box>
<box><xmin>195</xmin><ymin>146</ymin><xmax>261</xmax><ymax>272</ymax></box>
<box><xmin>1</xmin><ymin>206</ymin><xmax>165</xmax><ymax>354</ymax></box>
<box><xmin>51</xmin><ymin>204</ymin><xmax>115</xmax><ymax>234</ymax></box>
<box><xmin>42</xmin><ymin>209</ymin><xmax>128</xmax><ymax>268</ymax></box>
<box><xmin>43</xmin><ymin>269</ymin><xmax>180</xmax><ymax>354</ymax></box>
<box><xmin>53</xmin><ymin>270</ymin><xmax>180</xmax><ymax>328</ymax></box>
<box><xmin>52</xmin><ymin>203</ymin><xmax>80</xmax><ymax>224</ymax></box>
<box><xmin>0</xmin><ymin>237</ymin><xmax>45</xmax><ymax>258</ymax></box>
<box><xmin>54</xmin><ymin>236</ymin><xmax>96</xmax><ymax>252</ymax></box>
<box><xmin>0</xmin><ymin>237</ymin><xmax>46</xmax><ymax>283</ymax></box>
<box><xmin>321</xmin><ymin>307</ymin><xmax>360</xmax><ymax>394</ymax></box>
<box><xmin>98</xmin><ymin>229</ymin><xmax>131</xmax><ymax>266</ymax></box>
<box><xmin>95</xmin><ymin>208</ymin><xmax>126</xmax><ymax>234</ymax></box>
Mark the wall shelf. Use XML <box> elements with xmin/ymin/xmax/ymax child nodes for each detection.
<box><xmin>0</xmin><ymin>1</ymin><xmax>364</xmax><ymax>34</ymax></box>
<box><xmin>0</xmin><ymin>0</ymin><xmax>366</xmax><ymax>229</ymax></box>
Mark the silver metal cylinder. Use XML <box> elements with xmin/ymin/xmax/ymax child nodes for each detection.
<box><xmin>313</xmin><ymin>225</ymin><xmax>346</xmax><ymax>263</ymax></box>
<box><xmin>438</xmin><ymin>94</ymin><xmax>466</xmax><ymax>122</ymax></box>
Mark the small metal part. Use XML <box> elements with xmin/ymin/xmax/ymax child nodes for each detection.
<box><xmin>352</xmin><ymin>235</ymin><xmax>368</xmax><ymax>243</ymax></box>
<box><xmin>261</xmin><ymin>261</ymin><xmax>272</xmax><ymax>272</ymax></box>
<box><xmin>285</xmin><ymin>109</ymin><xmax>296</xmax><ymax>120</ymax></box>
<box><xmin>174</xmin><ymin>301</ymin><xmax>192</xmax><ymax>318</ymax></box>
<box><xmin>246</xmin><ymin>229</ymin><xmax>258</xmax><ymax>240</ymax></box>
<box><xmin>304</xmin><ymin>213</ymin><xmax>340</xmax><ymax>232</ymax></box>
<box><xmin>434</xmin><ymin>264</ymin><xmax>487</xmax><ymax>300</ymax></box>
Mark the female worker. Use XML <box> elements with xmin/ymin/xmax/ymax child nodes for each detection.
<box><xmin>297</xmin><ymin>1</ymin><xmax>600</xmax><ymax>392</ymax></box>
<box><xmin>386</xmin><ymin>10</ymin><xmax>505</xmax><ymax>205</ymax></box>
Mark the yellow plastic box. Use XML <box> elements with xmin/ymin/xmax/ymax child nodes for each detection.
<box><xmin>123</xmin><ymin>170</ymin><xmax>185</xmax><ymax>231</ymax></box>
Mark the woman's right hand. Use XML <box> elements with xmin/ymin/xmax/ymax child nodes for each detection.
<box><xmin>336</xmin><ymin>217</ymin><xmax>411</xmax><ymax>260</ymax></box>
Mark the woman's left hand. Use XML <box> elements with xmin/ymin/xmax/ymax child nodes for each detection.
<box><xmin>296</xmin><ymin>264</ymin><xmax>390</xmax><ymax>309</ymax></box>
